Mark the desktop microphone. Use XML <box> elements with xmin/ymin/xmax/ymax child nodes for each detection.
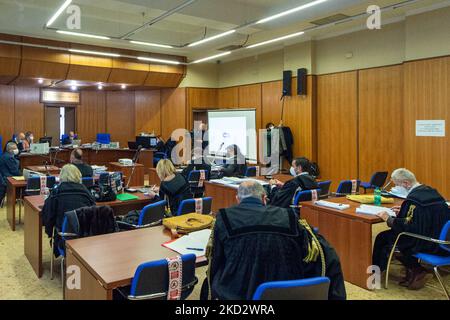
<box><xmin>126</xmin><ymin>145</ymin><xmax>143</xmax><ymax>190</ymax></box>
<box><xmin>43</xmin><ymin>161</ymin><xmax>50</xmax><ymax>176</ymax></box>
<box><xmin>381</xmin><ymin>179</ymin><xmax>392</xmax><ymax>192</ymax></box>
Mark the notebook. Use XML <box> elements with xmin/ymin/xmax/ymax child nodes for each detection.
<box><xmin>162</xmin><ymin>229</ymin><xmax>212</xmax><ymax>257</ymax></box>
<box><xmin>314</xmin><ymin>200</ymin><xmax>350</xmax><ymax>210</ymax></box>
<box><xmin>116</xmin><ymin>193</ymin><xmax>139</xmax><ymax>201</ymax></box>
<box><xmin>356</xmin><ymin>204</ymin><xmax>396</xmax><ymax>217</ymax></box>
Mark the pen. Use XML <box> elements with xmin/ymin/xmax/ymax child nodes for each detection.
<box><xmin>187</xmin><ymin>247</ymin><xmax>203</xmax><ymax>251</ymax></box>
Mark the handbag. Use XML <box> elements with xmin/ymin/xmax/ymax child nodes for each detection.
<box><xmin>89</xmin><ymin>184</ymin><xmax>117</xmax><ymax>202</ymax></box>
<box><xmin>163</xmin><ymin>213</ymin><xmax>214</xmax><ymax>234</ymax></box>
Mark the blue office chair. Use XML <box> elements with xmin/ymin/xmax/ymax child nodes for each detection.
<box><xmin>176</xmin><ymin>197</ymin><xmax>212</xmax><ymax>216</ymax></box>
<box><xmin>25</xmin><ymin>176</ymin><xmax>57</xmax><ymax>196</ymax></box>
<box><xmin>244</xmin><ymin>166</ymin><xmax>258</xmax><ymax>177</ymax></box>
<box><xmin>81</xmin><ymin>177</ymin><xmax>94</xmax><ymax>188</ymax></box>
<box><xmin>334</xmin><ymin>180</ymin><xmax>360</xmax><ymax>197</ymax></box>
<box><xmin>96</xmin><ymin>133</ymin><xmax>111</xmax><ymax>145</ymax></box>
<box><xmin>360</xmin><ymin>171</ymin><xmax>388</xmax><ymax>194</ymax></box>
<box><xmin>317</xmin><ymin>180</ymin><xmax>332</xmax><ymax>198</ymax></box>
<box><xmin>61</xmin><ymin>134</ymin><xmax>69</xmax><ymax>145</ymax></box>
<box><xmin>385</xmin><ymin>221</ymin><xmax>450</xmax><ymax>300</ymax></box>
<box><xmin>293</xmin><ymin>189</ymin><xmax>322</xmax><ymax>206</ymax></box>
<box><xmin>117</xmin><ymin>200</ymin><xmax>167</xmax><ymax>230</ymax></box>
<box><xmin>187</xmin><ymin>169</ymin><xmax>210</xmax><ymax>198</ymax></box>
<box><xmin>253</xmin><ymin>277</ymin><xmax>330</xmax><ymax>300</ymax></box>
<box><xmin>115</xmin><ymin>254</ymin><xmax>198</xmax><ymax>300</ymax></box>
<box><xmin>153</xmin><ymin>151</ymin><xmax>168</xmax><ymax>167</ymax></box>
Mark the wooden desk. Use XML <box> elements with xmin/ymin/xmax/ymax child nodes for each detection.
<box><xmin>64</xmin><ymin>226</ymin><xmax>207</xmax><ymax>300</ymax></box>
<box><xmin>6</xmin><ymin>177</ymin><xmax>26</xmax><ymax>231</ymax></box>
<box><xmin>148</xmin><ymin>167</ymin><xmax>160</xmax><ymax>186</ymax></box>
<box><xmin>204</xmin><ymin>174</ymin><xmax>293</xmax><ymax>212</ymax></box>
<box><xmin>24</xmin><ymin>191</ymin><xmax>156</xmax><ymax>278</ymax></box>
<box><xmin>300</xmin><ymin>197</ymin><xmax>403</xmax><ymax>289</ymax></box>
<box><xmin>109</xmin><ymin>162</ymin><xmax>144</xmax><ymax>187</ymax></box>
<box><xmin>25</xmin><ymin>165</ymin><xmax>61</xmax><ymax>175</ymax></box>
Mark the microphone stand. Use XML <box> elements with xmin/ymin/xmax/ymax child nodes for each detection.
<box><xmin>125</xmin><ymin>146</ymin><xmax>143</xmax><ymax>190</ymax></box>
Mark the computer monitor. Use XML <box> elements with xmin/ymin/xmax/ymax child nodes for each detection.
<box><xmin>128</xmin><ymin>141</ymin><xmax>138</xmax><ymax>150</ymax></box>
<box><xmin>96</xmin><ymin>133</ymin><xmax>111</xmax><ymax>145</ymax></box>
<box><xmin>39</xmin><ymin>137</ymin><xmax>52</xmax><ymax>145</ymax></box>
<box><xmin>136</xmin><ymin>136</ymin><xmax>157</xmax><ymax>149</ymax></box>
<box><xmin>30</xmin><ymin>143</ymin><xmax>49</xmax><ymax>154</ymax></box>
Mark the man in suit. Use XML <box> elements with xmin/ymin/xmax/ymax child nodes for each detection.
<box><xmin>0</xmin><ymin>142</ymin><xmax>20</xmax><ymax>205</ymax></box>
<box><xmin>70</xmin><ymin>148</ymin><xmax>93</xmax><ymax>177</ymax></box>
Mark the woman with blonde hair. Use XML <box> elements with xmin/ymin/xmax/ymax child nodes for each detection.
<box><xmin>155</xmin><ymin>159</ymin><xmax>192</xmax><ymax>215</ymax></box>
<box><xmin>42</xmin><ymin>164</ymin><xmax>95</xmax><ymax>257</ymax></box>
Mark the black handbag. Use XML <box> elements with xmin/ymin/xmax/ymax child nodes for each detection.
<box><xmin>89</xmin><ymin>185</ymin><xmax>117</xmax><ymax>202</ymax></box>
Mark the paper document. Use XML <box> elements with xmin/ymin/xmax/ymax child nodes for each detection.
<box><xmin>162</xmin><ymin>229</ymin><xmax>212</xmax><ymax>257</ymax></box>
<box><xmin>356</xmin><ymin>204</ymin><xmax>396</xmax><ymax>217</ymax></box>
<box><xmin>315</xmin><ymin>200</ymin><xmax>350</xmax><ymax>210</ymax></box>
<box><xmin>12</xmin><ymin>176</ymin><xmax>25</xmax><ymax>181</ymax></box>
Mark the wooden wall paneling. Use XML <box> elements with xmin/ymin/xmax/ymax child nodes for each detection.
<box><xmin>217</xmin><ymin>87</ymin><xmax>238</xmax><ymax>109</ymax></box>
<box><xmin>0</xmin><ymin>39</ymin><xmax>21</xmax><ymax>84</ymax></box>
<box><xmin>0</xmin><ymin>85</ymin><xmax>15</xmax><ymax>149</ymax></box>
<box><xmin>135</xmin><ymin>90</ymin><xmax>161</xmax><ymax>135</ymax></box>
<box><xmin>14</xmin><ymin>86</ymin><xmax>44</xmax><ymax>139</ymax></box>
<box><xmin>403</xmin><ymin>57</ymin><xmax>450</xmax><ymax>199</ymax></box>
<box><xmin>186</xmin><ymin>88</ymin><xmax>217</xmax><ymax>130</ymax></box>
<box><xmin>77</xmin><ymin>91</ymin><xmax>106</xmax><ymax>143</ymax></box>
<box><xmin>317</xmin><ymin>72</ymin><xmax>358</xmax><ymax>189</ymax></box>
<box><xmin>67</xmin><ymin>52</ymin><xmax>112</xmax><ymax>83</ymax></box>
<box><xmin>106</xmin><ymin>91</ymin><xmax>135</xmax><ymax>147</ymax></box>
<box><xmin>238</xmin><ymin>83</ymin><xmax>262</xmax><ymax>129</ymax></box>
<box><xmin>108</xmin><ymin>58</ymin><xmax>149</xmax><ymax>86</ymax></box>
<box><xmin>145</xmin><ymin>72</ymin><xmax>184</xmax><ymax>88</ymax></box>
<box><xmin>358</xmin><ymin>65</ymin><xmax>404</xmax><ymax>183</ymax></box>
<box><xmin>262</xmin><ymin>81</ymin><xmax>283</xmax><ymax>127</ymax></box>
<box><xmin>20</xmin><ymin>47</ymin><xmax>70</xmax><ymax>80</ymax></box>
<box><xmin>160</xmin><ymin>88</ymin><xmax>187</xmax><ymax>141</ymax></box>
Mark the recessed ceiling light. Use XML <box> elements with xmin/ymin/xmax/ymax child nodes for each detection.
<box><xmin>69</xmin><ymin>49</ymin><xmax>120</xmax><ymax>57</ymax></box>
<box><xmin>71</xmin><ymin>85</ymin><xmax>77</xmax><ymax>91</ymax></box>
<box><xmin>137</xmin><ymin>57</ymin><xmax>181</xmax><ymax>65</ymax></box>
<box><xmin>46</xmin><ymin>0</ymin><xmax>72</xmax><ymax>27</ymax></box>
<box><xmin>37</xmin><ymin>79</ymin><xmax>44</xmax><ymax>84</ymax></box>
<box><xmin>98</xmin><ymin>84</ymin><xmax>103</xmax><ymax>90</ymax></box>
<box><xmin>192</xmin><ymin>52</ymin><xmax>231</xmax><ymax>64</ymax></box>
<box><xmin>188</xmin><ymin>30</ymin><xmax>236</xmax><ymax>47</ymax></box>
<box><xmin>57</xmin><ymin>30</ymin><xmax>110</xmax><ymax>40</ymax></box>
<box><xmin>121</xmin><ymin>84</ymin><xmax>126</xmax><ymax>89</ymax></box>
<box><xmin>130</xmin><ymin>40</ymin><xmax>173</xmax><ymax>49</ymax></box>
<box><xmin>246</xmin><ymin>31</ymin><xmax>305</xmax><ymax>49</ymax></box>
<box><xmin>256</xmin><ymin>0</ymin><xmax>328</xmax><ymax>24</ymax></box>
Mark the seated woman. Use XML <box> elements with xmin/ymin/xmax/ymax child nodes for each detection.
<box><xmin>219</xmin><ymin>144</ymin><xmax>247</xmax><ymax>177</ymax></box>
<box><xmin>154</xmin><ymin>159</ymin><xmax>192</xmax><ymax>215</ymax></box>
<box><xmin>42</xmin><ymin>164</ymin><xmax>96</xmax><ymax>256</ymax></box>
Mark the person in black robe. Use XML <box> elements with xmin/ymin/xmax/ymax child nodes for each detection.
<box><xmin>201</xmin><ymin>181</ymin><xmax>346</xmax><ymax>300</ymax></box>
<box><xmin>219</xmin><ymin>144</ymin><xmax>247</xmax><ymax>177</ymax></box>
<box><xmin>181</xmin><ymin>147</ymin><xmax>211</xmax><ymax>179</ymax></box>
<box><xmin>268</xmin><ymin>157</ymin><xmax>319</xmax><ymax>208</ymax></box>
<box><xmin>373</xmin><ymin>168</ymin><xmax>450</xmax><ymax>290</ymax></box>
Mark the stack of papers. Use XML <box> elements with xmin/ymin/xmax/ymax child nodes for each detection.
<box><xmin>162</xmin><ymin>229</ymin><xmax>212</xmax><ymax>257</ymax></box>
<box><xmin>315</xmin><ymin>200</ymin><xmax>350</xmax><ymax>210</ymax></box>
<box><xmin>211</xmin><ymin>177</ymin><xmax>269</xmax><ymax>187</ymax></box>
<box><xmin>356</xmin><ymin>204</ymin><xmax>396</xmax><ymax>217</ymax></box>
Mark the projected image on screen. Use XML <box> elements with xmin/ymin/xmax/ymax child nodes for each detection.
<box><xmin>208</xmin><ymin>110</ymin><xmax>257</xmax><ymax>161</ymax></box>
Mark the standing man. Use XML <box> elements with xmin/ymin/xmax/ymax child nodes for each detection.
<box><xmin>0</xmin><ymin>142</ymin><xmax>20</xmax><ymax>205</ymax></box>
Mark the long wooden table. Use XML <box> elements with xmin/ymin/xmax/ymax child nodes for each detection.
<box><xmin>19</xmin><ymin>148</ymin><xmax>155</xmax><ymax>170</ymax></box>
<box><xmin>204</xmin><ymin>174</ymin><xmax>293</xmax><ymax>212</ymax></box>
<box><xmin>24</xmin><ymin>191</ymin><xmax>156</xmax><ymax>278</ymax></box>
<box><xmin>65</xmin><ymin>226</ymin><xmax>207</xmax><ymax>300</ymax></box>
<box><xmin>300</xmin><ymin>197</ymin><xmax>403</xmax><ymax>289</ymax></box>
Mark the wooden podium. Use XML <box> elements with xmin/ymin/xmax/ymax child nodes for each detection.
<box><xmin>109</xmin><ymin>162</ymin><xmax>144</xmax><ymax>187</ymax></box>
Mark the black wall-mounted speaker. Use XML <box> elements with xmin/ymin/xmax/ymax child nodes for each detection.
<box><xmin>282</xmin><ymin>70</ymin><xmax>292</xmax><ymax>97</ymax></box>
<box><xmin>297</xmin><ymin>68</ymin><xmax>307</xmax><ymax>95</ymax></box>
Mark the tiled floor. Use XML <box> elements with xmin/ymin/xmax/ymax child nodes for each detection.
<box><xmin>0</xmin><ymin>204</ymin><xmax>448</xmax><ymax>300</ymax></box>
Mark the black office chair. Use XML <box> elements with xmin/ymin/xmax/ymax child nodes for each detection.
<box><xmin>187</xmin><ymin>169</ymin><xmax>210</xmax><ymax>198</ymax></box>
<box><xmin>317</xmin><ymin>180</ymin><xmax>332</xmax><ymax>198</ymax></box>
<box><xmin>116</xmin><ymin>200</ymin><xmax>167</xmax><ymax>231</ymax></box>
<box><xmin>360</xmin><ymin>171</ymin><xmax>388</xmax><ymax>193</ymax></box>
<box><xmin>334</xmin><ymin>180</ymin><xmax>360</xmax><ymax>197</ymax></box>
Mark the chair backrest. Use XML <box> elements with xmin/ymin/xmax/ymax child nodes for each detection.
<box><xmin>82</xmin><ymin>177</ymin><xmax>94</xmax><ymax>188</ymax></box>
<box><xmin>439</xmin><ymin>220</ymin><xmax>450</xmax><ymax>253</ymax></box>
<box><xmin>317</xmin><ymin>180</ymin><xmax>332</xmax><ymax>197</ymax></box>
<box><xmin>369</xmin><ymin>171</ymin><xmax>389</xmax><ymax>188</ymax></box>
<box><xmin>26</xmin><ymin>176</ymin><xmax>57</xmax><ymax>195</ymax></box>
<box><xmin>293</xmin><ymin>189</ymin><xmax>321</xmax><ymax>206</ymax></box>
<box><xmin>187</xmin><ymin>170</ymin><xmax>210</xmax><ymax>187</ymax></box>
<box><xmin>96</xmin><ymin>133</ymin><xmax>111</xmax><ymax>144</ymax></box>
<box><xmin>176</xmin><ymin>197</ymin><xmax>212</xmax><ymax>216</ymax></box>
<box><xmin>336</xmin><ymin>180</ymin><xmax>360</xmax><ymax>196</ymax></box>
<box><xmin>138</xmin><ymin>200</ymin><xmax>167</xmax><ymax>226</ymax></box>
<box><xmin>252</xmin><ymin>277</ymin><xmax>330</xmax><ymax>300</ymax></box>
<box><xmin>244</xmin><ymin>166</ymin><xmax>258</xmax><ymax>177</ymax></box>
<box><xmin>61</xmin><ymin>134</ymin><xmax>69</xmax><ymax>143</ymax></box>
<box><xmin>129</xmin><ymin>254</ymin><xmax>197</xmax><ymax>300</ymax></box>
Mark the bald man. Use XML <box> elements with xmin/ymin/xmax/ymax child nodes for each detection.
<box><xmin>70</xmin><ymin>148</ymin><xmax>93</xmax><ymax>177</ymax></box>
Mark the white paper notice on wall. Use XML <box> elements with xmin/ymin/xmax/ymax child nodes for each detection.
<box><xmin>416</xmin><ymin>120</ymin><xmax>446</xmax><ymax>137</ymax></box>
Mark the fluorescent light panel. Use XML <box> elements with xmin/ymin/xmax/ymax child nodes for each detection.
<box><xmin>130</xmin><ymin>40</ymin><xmax>173</xmax><ymax>49</ymax></box>
<box><xmin>57</xmin><ymin>30</ymin><xmax>110</xmax><ymax>40</ymax></box>
<box><xmin>69</xmin><ymin>49</ymin><xmax>121</xmax><ymax>57</ymax></box>
<box><xmin>188</xmin><ymin>30</ymin><xmax>236</xmax><ymax>47</ymax></box>
<box><xmin>192</xmin><ymin>51</ymin><xmax>231</xmax><ymax>64</ymax></box>
<box><xmin>46</xmin><ymin>0</ymin><xmax>72</xmax><ymax>27</ymax></box>
<box><xmin>246</xmin><ymin>31</ymin><xmax>305</xmax><ymax>49</ymax></box>
<box><xmin>137</xmin><ymin>57</ymin><xmax>180</xmax><ymax>65</ymax></box>
<box><xmin>257</xmin><ymin>0</ymin><xmax>328</xmax><ymax>24</ymax></box>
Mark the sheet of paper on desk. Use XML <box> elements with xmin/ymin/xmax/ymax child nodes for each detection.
<box><xmin>162</xmin><ymin>229</ymin><xmax>212</xmax><ymax>257</ymax></box>
<box><xmin>315</xmin><ymin>200</ymin><xmax>350</xmax><ymax>210</ymax></box>
<box><xmin>356</xmin><ymin>204</ymin><xmax>396</xmax><ymax>217</ymax></box>
<box><xmin>12</xmin><ymin>176</ymin><xmax>25</xmax><ymax>181</ymax></box>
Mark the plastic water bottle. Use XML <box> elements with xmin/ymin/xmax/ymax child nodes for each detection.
<box><xmin>374</xmin><ymin>188</ymin><xmax>382</xmax><ymax>206</ymax></box>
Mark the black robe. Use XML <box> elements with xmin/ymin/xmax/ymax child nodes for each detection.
<box><xmin>203</xmin><ymin>197</ymin><xmax>346</xmax><ymax>300</ymax></box>
<box><xmin>388</xmin><ymin>185</ymin><xmax>450</xmax><ymax>255</ymax></box>
<box><xmin>268</xmin><ymin>174</ymin><xmax>319</xmax><ymax>208</ymax></box>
